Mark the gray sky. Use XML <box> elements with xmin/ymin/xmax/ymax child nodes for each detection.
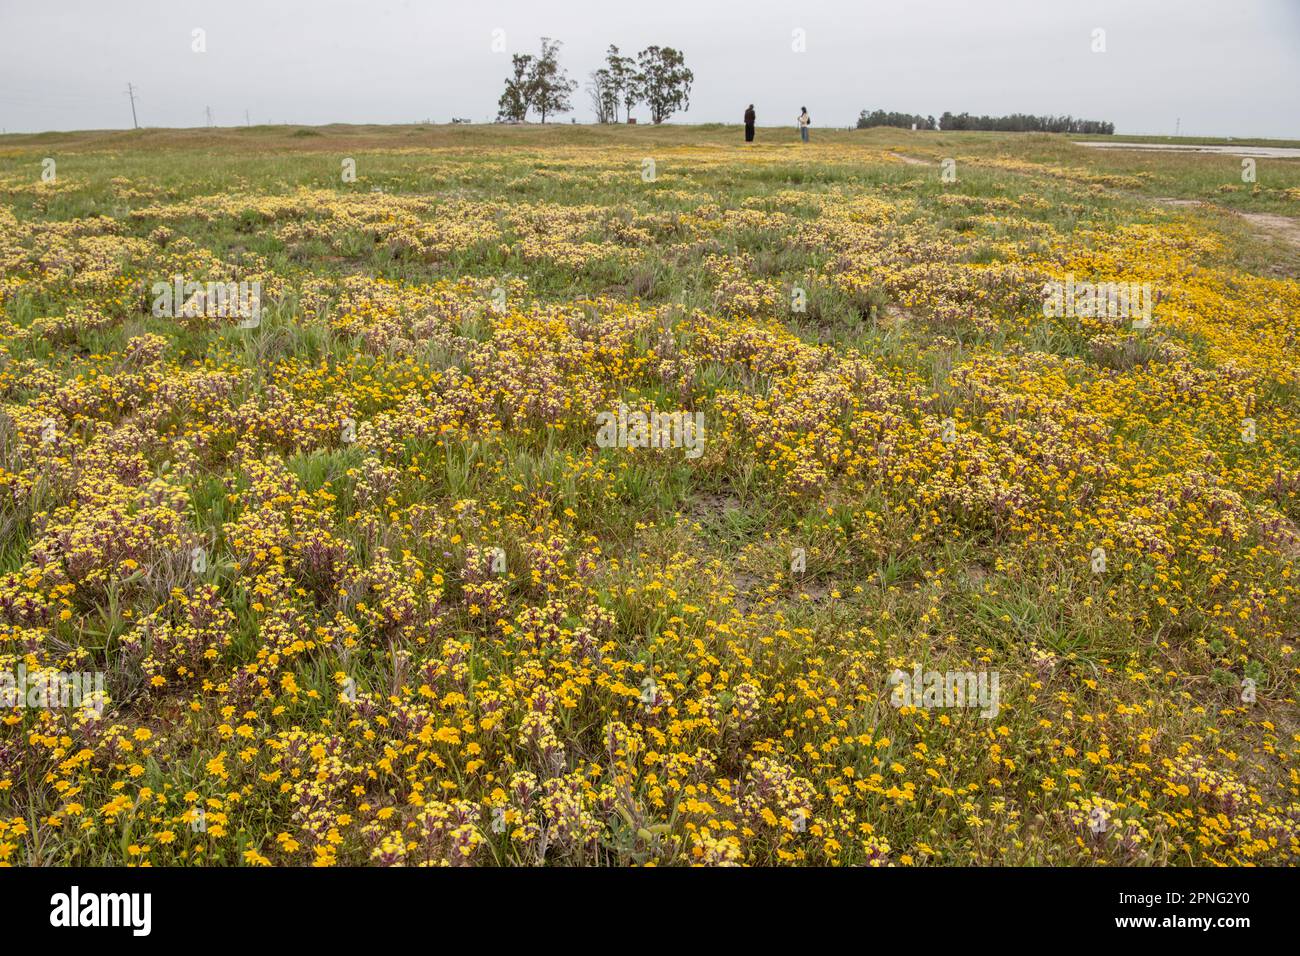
<box><xmin>1</xmin><ymin>0</ymin><xmax>1296</xmax><ymax>137</ymax></box>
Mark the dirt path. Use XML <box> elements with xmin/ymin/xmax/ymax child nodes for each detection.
<box><xmin>1153</xmin><ymin>196</ymin><xmax>1300</xmax><ymax>252</ymax></box>
<box><xmin>1237</xmin><ymin>211</ymin><xmax>1300</xmax><ymax>250</ymax></box>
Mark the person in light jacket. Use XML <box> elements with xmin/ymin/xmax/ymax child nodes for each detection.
<box><xmin>798</xmin><ymin>107</ymin><xmax>811</xmax><ymax>143</ymax></box>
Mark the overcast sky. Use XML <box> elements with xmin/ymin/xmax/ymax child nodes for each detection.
<box><xmin>1</xmin><ymin>0</ymin><xmax>1296</xmax><ymax>137</ymax></box>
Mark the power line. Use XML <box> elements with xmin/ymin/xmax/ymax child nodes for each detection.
<box><xmin>125</xmin><ymin>82</ymin><xmax>139</xmax><ymax>128</ymax></box>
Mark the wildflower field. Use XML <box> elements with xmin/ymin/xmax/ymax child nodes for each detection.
<box><xmin>1</xmin><ymin>123</ymin><xmax>1298</xmax><ymax>867</ymax></box>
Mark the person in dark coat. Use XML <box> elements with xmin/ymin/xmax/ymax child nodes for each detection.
<box><xmin>744</xmin><ymin>105</ymin><xmax>756</xmax><ymax>142</ymax></box>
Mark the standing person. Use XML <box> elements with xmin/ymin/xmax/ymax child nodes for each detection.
<box><xmin>798</xmin><ymin>107</ymin><xmax>811</xmax><ymax>143</ymax></box>
<box><xmin>744</xmin><ymin>104</ymin><xmax>756</xmax><ymax>143</ymax></box>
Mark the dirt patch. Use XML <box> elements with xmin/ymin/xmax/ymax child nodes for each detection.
<box><xmin>725</xmin><ymin>567</ymin><xmax>771</xmax><ymax>614</ymax></box>
<box><xmin>1154</xmin><ymin>197</ymin><xmax>1300</xmax><ymax>250</ymax></box>
<box><xmin>688</xmin><ymin>491</ymin><xmax>741</xmax><ymax>522</ymax></box>
<box><xmin>1237</xmin><ymin>211</ymin><xmax>1300</xmax><ymax>251</ymax></box>
<box><xmin>793</xmin><ymin>578</ymin><xmax>833</xmax><ymax>603</ymax></box>
<box><xmin>961</xmin><ymin>563</ymin><xmax>991</xmax><ymax>588</ymax></box>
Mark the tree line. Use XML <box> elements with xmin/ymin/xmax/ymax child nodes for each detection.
<box><xmin>497</xmin><ymin>40</ymin><xmax>693</xmax><ymax>124</ymax></box>
<box><xmin>858</xmin><ymin>109</ymin><xmax>1115</xmax><ymax>135</ymax></box>
<box><xmin>857</xmin><ymin>110</ymin><xmax>938</xmax><ymax>131</ymax></box>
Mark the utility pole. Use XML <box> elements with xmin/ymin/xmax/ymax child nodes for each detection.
<box><xmin>125</xmin><ymin>83</ymin><xmax>139</xmax><ymax>129</ymax></box>
<box><xmin>205</xmin><ymin>106</ymin><xmax>213</xmax><ymax>127</ymax></box>
<box><xmin>1175</xmin><ymin>117</ymin><xmax>1181</xmax><ymax>137</ymax></box>
<box><xmin>245</xmin><ymin>109</ymin><xmax>250</xmax><ymax>126</ymax></box>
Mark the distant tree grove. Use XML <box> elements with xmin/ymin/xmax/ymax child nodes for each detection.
<box><xmin>497</xmin><ymin>38</ymin><xmax>577</xmax><ymax>123</ymax></box>
<box><xmin>497</xmin><ymin>39</ymin><xmax>693</xmax><ymax>124</ymax></box>
<box><xmin>857</xmin><ymin>110</ymin><xmax>938</xmax><ymax>131</ymax></box>
<box><xmin>588</xmin><ymin>44</ymin><xmax>694</xmax><ymax>125</ymax></box>
<box><xmin>858</xmin><ymin>109</ymin><xmax>1115</xmax><ymax>135</ymax></box>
